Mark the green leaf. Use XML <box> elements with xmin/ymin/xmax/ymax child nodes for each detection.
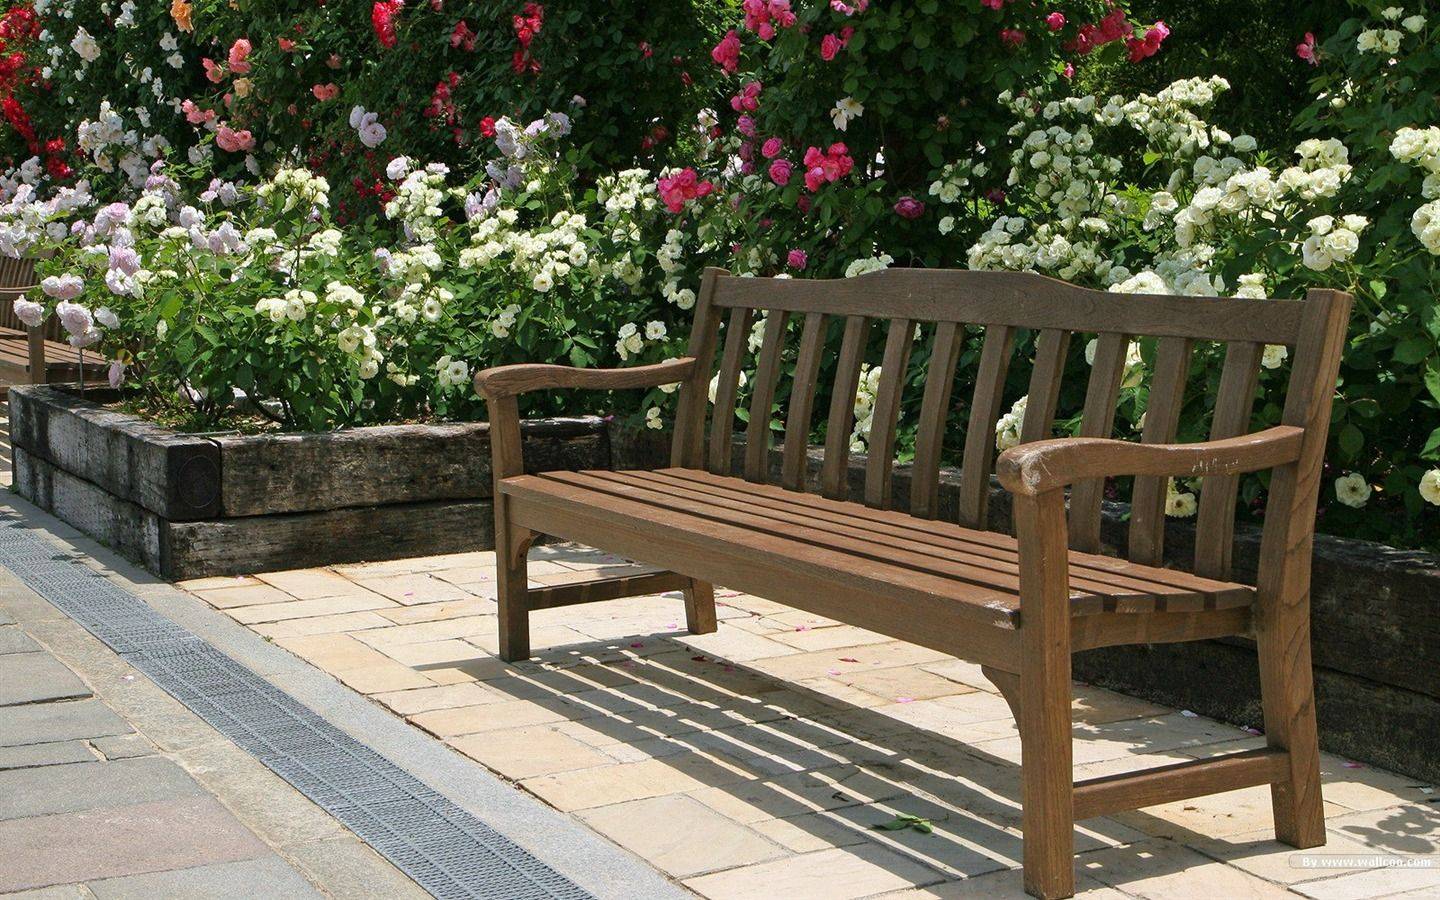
<box><xmin>1394</xmin><ymin>337</ymin><xmax>1433</xmax><ymax>366</ymax></box>
<box><xmin>1338</xmin><ymin>424</ymin><xmax>1364</xmax><ymax>459</ymax></box>
<box><xmin>1421</xmin><ymin>427</ymin><xmax>1440</xmax><ymax>461</ymax></box>
<box><xmin>1427</xmin><ymin>359</ymin><xmax>1440</xmax><ymax>404</ymax></box>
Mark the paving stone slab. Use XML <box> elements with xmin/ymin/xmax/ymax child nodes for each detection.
<box><xmin>0</xmin><ymin>739</ymin><xmax>96</xmax><ymax>771</ymax></box>
<box><xmin>0</xmin><ymin>757</ymin><xmax>205</xmax><ymax>821</ymax></box>
<box><xmin>86</xmin><ymin>856</ymin><xmax>322</xmax><ymax>900</ymax></box>
<box><xmin>89</xmin><ymin>733</ymin><xmax>157</xmax><ymax>761</ymax></box>
<box><xmin>0</xmin><ymin>624</ymin><xmax>40</xmax><ymax>654</ymax></box>
<box><xmin>0</xmin><ymin>796</ymin><xmax>269</xmax><ymax>893</ymax></box>
<box><xmin>0</xmin><ymin>652</ymin><xmax>91</xmax><ymax>706</ymax></box>
<box><xmin>0</xmin><ymin>699</ymin><xmax>129</xmax><ymax>747</ymax></box>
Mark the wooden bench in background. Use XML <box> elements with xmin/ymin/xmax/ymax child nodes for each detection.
<box><xmin>0</xmin><ymin>255</ymin><xmax>108</xmax><ymax>393</ymax></box>
<box><xmin>474</xmin><ymin>267</ymin><xmax>1351</xmax><ymax>899</ymax></box>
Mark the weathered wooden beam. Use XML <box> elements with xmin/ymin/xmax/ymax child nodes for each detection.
<box><xmin>8</xmin><ymin>385</ymin><xmax>221</xmax><ymax>520</ymax></box>
<box><xmin>215</xmin><ymin>417</ymin><xmax>608</xmax><ymax>517</ymax></box>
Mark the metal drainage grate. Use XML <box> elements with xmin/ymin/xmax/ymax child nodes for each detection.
<box><xmin>0</xmin><ymin>518</ymin><xmax>593</xmax><ymax>900</ymax></box>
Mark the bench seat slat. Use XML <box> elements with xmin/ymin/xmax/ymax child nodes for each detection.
<box><xmin>653</xmin><ymin>468</ymin><xmax>1251</xmax><ymax>606</ymax></box>
<box><xmin>500</xmin><ymin>468</ymin><xmax>1255</xmax><ymax>630</ymax></box>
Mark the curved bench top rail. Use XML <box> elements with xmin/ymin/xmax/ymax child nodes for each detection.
<box><xmin>707</xmin><ymin>267</ymin><xmax>1307</xmax><ymax>346</ymax></box>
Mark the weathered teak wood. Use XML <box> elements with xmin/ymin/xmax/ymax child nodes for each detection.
<box><xmin>863</xmin><ymin>318</ymin><xmax>915</xmax><ymax>509</ymax></box>
<box><xmin>744</xmin><ymin>310</ymin><xmax>790</xmax><ymax>482</ymax></box>
<box><xmin>1128</xmin><ymin>337</ymin><xmax>1193</xmax><ymax>565</ymax></box>
<box><xmin>1021</xmin><ymin>329</ymin><xmax>1071</xmax><ymax>444</ymax></box>
<box><xmin>957</xmin><ymin>325</ymin><xmax>1015</xmax><ymax>529</ymax></box>
<box><xmin>1194</xmin><ymin>341</ymin><xmax>1264</xmax><ymax>579</ymax></box>
<box><xmin>910</xmin><ymin>321</ymin><xmax>965</xmax><ymax>519</ymax></box>
<box><xmin>475</xmin><ymin>268</ymin><xmax>1352</xmax><ymax>900</ymax></box>
<box><xmin>1069</xmin><ymin>333</ymin><xmax>1130</xmax><ymax>552</ymax></box>
<box><xmin>707</xmin><ymin>306</ymin><xmax>754</xmax><ymax>476</ymax></box>
<box><xmin>1073</xmin><ymin>748</ymin><xmax>1287</xmax><ymax>820</ymax></box>
<box><xmin>781</xmin><ymin>313</ymin><xmax>827</xmax><ymax>491</ymax></box>
<box><xmin>1254</xmin><ymin>289</ymin><xmax>1351</xmax><ymax>850</ymax></box>
<box><xmin>821</xmin><ymin>316</ymin><xmax>870</xmax><ymax>500</ymax></box>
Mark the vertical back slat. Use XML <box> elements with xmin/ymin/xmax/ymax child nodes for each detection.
<box><xmin>1069</xmin><ymin>332</ymin><xmax>1130</xmax><ymax>552</ymax></box>
<box><xmin>780</xmin><ymin>313</ymin><xmax>826</xmax><ymax>491</ymax></box>
<box><xmin>743</xmin><ymin>311</ymin><xmax>791</xmax><ymax>482</ymax></box>
<box><xmin>910</xmin><ymin>322</ymin><xmax>965</xmax><ymax>519</ymax></box>
<box><xmin>957</xmin><ymin>325</ymin><xmax>1016</xmax><ymax>529</ymax></box>
<box><xmin>670</xmin><ymin>269</ymin><xmax>725</xmax><ymax>468</ymax></box>
<box><xmin>820</xmin><ymin>316</ymin><xmax>871</xmax><ymax>500</ymax></box>
<box><xmin>1020</xmin><ymin>329</ymin><xmax>1072</xmax><ymax>444</ymax></box>
<box><xmin>1128</xmin><ymin>336</ymin><xmax>1194</xmax><ymax>565</ymax></box>
<box><xmin>862</xmin><ymin>319</ymin><xmax>915</xmax><ymax>509</ymax></box>
<box><xmin>706</xmin><ymin>305</ymin><xmax>754</xmax><ymax>476</ymax></box>
<box><xmin>1194</xmin><ymin>341</ymin><xmax>1264</xmax><ymax>579</ymax></box>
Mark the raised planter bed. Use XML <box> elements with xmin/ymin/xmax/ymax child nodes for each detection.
<box><xmin>8</xmin><ymin>384</ymin><xmax>610</xmax><ymax>579</ymax></box>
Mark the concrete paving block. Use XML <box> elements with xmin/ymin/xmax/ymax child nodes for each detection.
<box><xmin>0</xmin><ymin>740</ymin><xmax>96</xmax><ymax>771</ymax></box>
<box><xmin>88</xmin><ymin>733</ymin><xmax>157</xmax><ymax>761</ymax></box>
<box><xmin>0</xmin><ymin>757</ymin><xmax>205</xmax><ymax>821</ymax></box>
<box><xmin>86</xmin><ymin>856</ymin><xmax>322</xmax><ymax>900</ymax></box>
<box><xmin>0</xmin><ymin>625</ymin><xmax>40</xmax><ymax>655</ymax></box>
<box><xmin>0</xmin><ymin>699</ymin><xmax>130</xmax><ymax>748</ymax></box>
<box><xmin>282</xmin><ymin>838</ymin><xmax>430</xmax><ymax>900</ymax></box>
<box><xmin>0</xmin><ymin>652</ymin><xmax>91</xmax><ymax>706</ymax></box>
<box><xmin>0</xmin><ymin>796</ymin><xmax>269</xmax><ymax>893</ymax></box>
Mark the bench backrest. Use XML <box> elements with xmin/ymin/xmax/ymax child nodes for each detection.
<box><xmin>669</xmin><ymin>267</ymin><xmax>1351</xmax><ymax>583</ymax></box>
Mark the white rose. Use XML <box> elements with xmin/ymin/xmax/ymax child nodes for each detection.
<box><xmin>1420</xmin><ymin>469</ymin><xmax>1440</xmax><ymax>506</ymax></box>
<box><xmin>1334</xmin><ymin>472</ymin><xmax>1371</xmax><ymax>509</ymax></box>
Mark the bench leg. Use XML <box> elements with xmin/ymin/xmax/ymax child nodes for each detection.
<box><xmin>496</xmin><ymin>520</ymin><xmax>537</xmax><ymax>663</ymax></box>
<box><xmin>1019</xmin><ymin>654</ymin><xmax>1075</xmax><ymax>900</ymax></box>
<box><xmin>1257</xmin><ymin>600</ymin><xmax>1326</xmax><ymax>849</ymax></box>
<box><xmin>682</xmin><ymin>579</ymin><xmax>717</xmax><ymax>635</ymax></box>
<box><xmin>1013</xmin><ymin>491</ymin><xmax>1075</xmax><ymax>900</ymax></box>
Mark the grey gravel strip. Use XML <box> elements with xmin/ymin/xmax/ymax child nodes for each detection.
<box><xmin>0</xmin><ymin>517</ymin><xmax>592</xmax><ymax>900</ymax></box>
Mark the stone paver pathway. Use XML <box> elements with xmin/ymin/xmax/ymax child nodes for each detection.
<box><xmin>0</xmin><ymin>567</ymin><xmax>426</xmax><ymax>899</ymax></box>
<box><xmin>183</xmin><ymin>546</ymin><xmax>1440</xmax><ymax>899</ymax></box>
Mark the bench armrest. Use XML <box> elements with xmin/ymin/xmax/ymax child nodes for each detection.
<box><xmin>473</xmin><ymin>358</ymin><xmax>696</xmax><ymax>400</ymax></box>
<box><xmin>995</xmin><ymin>425</ymin><xmax>1305</xmax><ymax>497</ymax></box>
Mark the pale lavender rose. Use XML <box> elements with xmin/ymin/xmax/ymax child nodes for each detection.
<box><xmin>95</xmin><ymin>306</ymin><xmax>119</xmax><ymax>328</ymax></box>
<box><xmin>12</xmin><ymin>296</ymin><xmax>44</xmax><ymax>328</ymax></box>
<box><xmin>107</xmin><ymin>359</ymin><xmax>126</xmax><ymax>389</ymax></box>
<box><xmin>108</xmin><ymin>245</ymin><xmax>141</xmax><ymax>275</ymax></box>
<box><xmin>41</xmin><ymin>274</ymin><xmax>84</xmax><ymax>300</ymax></box>
<box><xmin>54</xmin><ymin>300</ymin><xmax>94</xmax><ymax>337</ymax></box>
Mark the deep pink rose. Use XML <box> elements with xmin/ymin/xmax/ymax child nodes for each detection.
<box><xmin>893</xmin><ymin>196</ymin><xmax>924</xmax><ymax>220</ymax></box>
<box><xmin>768</xmin><ymin>158</ymin><xmax>792</xmax><ymax>186</ymax></box>
<box><xmin>761</xmin><ymin>137</ymin><xmax>783</xmax><ymax>159</ymax></box>
<box><xmin>787</xmin><ymin>248</ymin><xmax>807</xmax><ymax>270</ymax></box>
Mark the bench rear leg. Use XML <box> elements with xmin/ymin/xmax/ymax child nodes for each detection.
<box><xmin>496</xmin><ymin>520</ymin><xmax>537</xmax><ymax>662</ymax></box>
<box><xmin>1257</xmin><ymin>602</ymin><xmax>1326</xmax><ymax>848</ymax></box>
<box><xmin>682</xmin><ymin>579</ymin><xmax>717</xmax><ymax>635</ymax></box>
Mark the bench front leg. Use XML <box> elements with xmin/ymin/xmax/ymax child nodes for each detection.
<box><xmin>1013</xmin><ymin>489</ymin><xmax>1076</xmax><ymax>900</ymax></box>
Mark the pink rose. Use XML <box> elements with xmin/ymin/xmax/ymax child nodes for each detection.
<box><xmin>1046</xmin><ymin>12</ymin><xmax>1066</xmax><ymax>30</ymax></box>
<box><xmin>216</xmin><ymin>125</ymin><xmax>256</xmax><ymax>153</ymax></box>
<box><xmin>711</xmin><ymin>29</ymin><xmax>741</xmax><ymax>72</ymax></box>
<box><xmin>820</xmin><ymin>33</ymin><xmax>843</xmax><ymax>60</ymax></box>
<box><xmin>312</xmin><ymin>83</ymin><xmax>339</xmax><ymax>101</ymax></box>
<box><xmin>182</xmin><ymin>100</ymin><xmax>216</xmax><ymax>125</ymax></box>
<box><xmin>228</xmin><ymin>38</ymin><xmax>253</xmax><ymax>74</ymax></box>
<box><xmin>768</xmin><ymin>158</ymin><xmax>792</xmax><ymax>186</ymax></box>
<box><xmin>736</xmin><ymin>115</ymin><xmax>756</xmax><ymax>137</ymax></box>
<box><xmin>761</xmin><ymin>137</ymin><xmax>783</xmax><ymax>159</ymax></box>
<box><xmin>201</xmin><ymin>58</ymin><xmax>225</xmax><ymax>84</ymax></box>
<box><xmin>786</xmin><ymin>248</ymin><xmax>807</xmax><ymax>270</ymax></box>
<box><xmin>893</xmin><ymin>196</ymin><xmax>925</xmax><ymax>220</ymax></box>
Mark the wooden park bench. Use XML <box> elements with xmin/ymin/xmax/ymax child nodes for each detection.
<box><xmin>0</xmin><ymin>255</ymin><xmax>108</xmax><ymax>392</ymax></box>
<box><xmin>474</xmin><ymin>267</ymin><xmax>1350</xmax><ymax>899</ymax></box>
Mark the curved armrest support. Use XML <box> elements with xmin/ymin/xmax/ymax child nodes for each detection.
<box><xmin>996</xmin><ymin>425</ymin><xmax>1305</xmax><ymax>497</ymax></box>
<box><xmin>474</xmin><ymin>358</ymin><xmax>696</xmax><ymax>400</ymax></box>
